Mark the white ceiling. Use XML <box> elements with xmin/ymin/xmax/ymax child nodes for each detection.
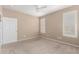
<box><xmin>3</xmin><ymin>5</ymin><xmax>72</xmax><ymax>17</ymax></box>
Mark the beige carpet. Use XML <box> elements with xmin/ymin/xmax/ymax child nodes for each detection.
<box><xmin>1</xmin><ymin>38</ymin><xmax>79</xmax><ymax>54</ymax></box>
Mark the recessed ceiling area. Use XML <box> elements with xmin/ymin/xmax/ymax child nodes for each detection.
<box><xmin>3</xmin><ymin>5</ymin><xmax>72</xmax><ymax>17</ymax></box>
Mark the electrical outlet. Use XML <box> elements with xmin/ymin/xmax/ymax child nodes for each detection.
<box><xmin>57</xmin><ymin>37</ymin><xmax>62</xmax><ymax>39</ymax></box>
<box><xmin>24</xmin><ymin>35</ymin><xmax>26</xmax><ymax>38</ymax></box>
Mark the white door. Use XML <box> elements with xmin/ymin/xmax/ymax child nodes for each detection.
<box><xmin>40</xmin><ymin>18</ymin><xmax>46</xmax><ymax>33</ymax></box>
<box><xmin>0</xmin><ymin>19</ymin><xmax>2</xmax><ymax>45</ymax></box>
<box><xmin>2</xmin><ymin>17</ymin><xmax>17</xmax><ymax>44</ymax></box>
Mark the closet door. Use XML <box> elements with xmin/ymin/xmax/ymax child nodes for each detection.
<box><xmin>2</xmin><ymin>17</ymin><xmax>17</xmax><ymax>44</ymax></box>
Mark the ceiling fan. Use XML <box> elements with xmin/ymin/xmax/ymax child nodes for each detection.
<box><xmin>35</xmin><ymin>5</ymin><xmax>47</xmax><ymax>12</ymax></box>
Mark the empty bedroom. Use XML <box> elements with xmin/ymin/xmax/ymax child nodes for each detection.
<box><xmin>0</xmin><ymin>5</ymin><xmax>79</xmax><ymax>54</ymax></box>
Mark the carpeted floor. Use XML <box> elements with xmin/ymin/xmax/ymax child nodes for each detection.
<box><xmin>1</xmin><ymin>37</ymin><xmax>79</xmax><ymax>54</ymax></box>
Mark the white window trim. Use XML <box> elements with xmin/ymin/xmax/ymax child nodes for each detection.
<box><xmin>63</xmin><ymin>10</ymin><xmax>78</xmax><ymax>38</ymax></box>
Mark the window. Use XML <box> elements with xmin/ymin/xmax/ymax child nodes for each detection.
<box><xmin>63</xmin><ymin>11</ymin><xmax>78</xmax><ymax>38</ymax></box>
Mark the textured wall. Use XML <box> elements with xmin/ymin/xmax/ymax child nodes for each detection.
<box><xmin>45</xmin><ymin>5</ymin><xmax>79</xmax><ymax>45</ymax></box>
<box><xmin>2</xmin><ymin>7</ymin><xmax>39</xmax><ymax>41</ymax></box>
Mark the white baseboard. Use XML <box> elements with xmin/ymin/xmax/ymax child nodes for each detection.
<box><xmin>1</xmin><ymin>36</ymin><xmax>38</xmax><ymax>46</ymax></box>
<box><xmin>2</xmin><ymin>35</ymin><xmax>79</xmax><ymax>48</ymax></box>
<box><xmin>18</xmin><ymin>36</ymin><xmax>38</xmax><ymax>42</ymax></box>
<box><xmin>42</xmin><ymin>36</ymin><xmax>79</xmax><ymax>48</ymax></box>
